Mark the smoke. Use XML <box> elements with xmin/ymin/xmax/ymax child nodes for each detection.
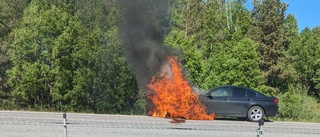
<box><xmin>120</xmin><ymin>0</ymin><xmax>171</xmax><ymax>90</ymax></box>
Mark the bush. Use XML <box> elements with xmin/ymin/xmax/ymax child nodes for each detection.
<box><xmin>274</xmin><ymin>85</ymin><xmax>320</xmax><ymax>122</ymax></box>
<box><xmin>0</xmin><ymin>99</ymin><xmax>18</xmax><ymax>110</ymax></box>
<box><xmin>132</xmin><ymin>91</ymin><xmax>148</xmax><ymax>115</ymax></box>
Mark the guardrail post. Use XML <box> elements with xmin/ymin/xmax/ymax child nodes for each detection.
<box><xmin>257</xmin><ymin>119</ymin><xmax>264</xmax><ymax>137</ymax></box>
<box><xmin>63</xmin><ymin>112</ymin><xmax>67</xmax><ymax>137</ymax></box>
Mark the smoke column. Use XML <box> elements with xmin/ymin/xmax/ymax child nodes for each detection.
<box><xmin>121</xmin><ymin>0</ymin><xmax>171</xmax><ymax>90</ymax></box>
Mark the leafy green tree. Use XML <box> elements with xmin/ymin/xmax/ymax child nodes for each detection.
<box><xmin>165</xmin><ymin>0</ymin><xmax>220</xmax><ymax>88</ymax></box>
<box><xmin>0</xmin><ymin>0</ymin><xmax>30</xmax><ymax>109</ymax></box>
<box><xmin>284</xmin><ymin>14</ymin><xmax>299</xmax><ymax>49</ymax></box>
<box><xmin>0</xmin><ymin>0</ymin><xmax>30</xmax><ymax>37</ymax></box>
<box><xmin>219</xmin><ymin>0</ymin><xmax>263</xmax><ymax>90</ymax></box>
<box><xmin>310</xmin><ymin>28</ymin><xmax>320</xmax><ymax>98</ymax></box>
<box><xmin>281</xmin><ymin>14</ymin><xmax>300</xmax><ymax>92</ymax></box>
<box><xmin>73</xmin><ymin>0</ymin><xmax>139</xmax><ymax>113</ymax></box>
<box><xmin>8</xmin><ymin>0</ymin><xmax>79</xmax><ymax>110</ymax></box>
<box><xmin>70</xmin><ymin>0</ymin><xmax>108</xmax><ymax>112</ymax></box>
<box><xmin>289</xmin><ymin>27</ymin><xmax>320</xmax><ymax>98</ymax></box>
<box><xmin>165</xmin><ymin>0</ymin><xmax>262</xmax><ymax>91</ymax></box>
<box><xmin>203</xmin><ymin>38</ymin><xmax>262</xmax><ymax>89</ymax></box>
<box><xmin>314</xmin><ymin>69</ymin><xmax>320</xmax><ymax>98</ymax></box>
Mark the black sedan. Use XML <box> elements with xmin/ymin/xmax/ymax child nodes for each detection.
<box><xmin>200</xmin><ymin>85</ymin><xmax>278</xmax><ymax>122</ymax></box>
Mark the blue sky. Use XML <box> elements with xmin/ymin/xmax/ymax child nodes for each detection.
<box><xmin>246</xmin><ymin>0</ymin><xmax>320</xmax><ymax>32</ymax></box>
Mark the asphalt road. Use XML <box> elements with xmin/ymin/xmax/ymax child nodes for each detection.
<box><xmin>0</xmin><ymin>111</ymin><xmax>319</xmax><ymax>137</ymax></box>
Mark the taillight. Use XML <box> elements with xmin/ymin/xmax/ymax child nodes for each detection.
<box><xmin>273</xmin><ymin>99</ymin><xmax>278</xmax><ymax>104</ymax></box>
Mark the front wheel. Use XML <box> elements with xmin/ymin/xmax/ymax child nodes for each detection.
<box><xmin>247</xmin><ymin>106</ymin><xmax>264</xmax><ymax>122</ymax></box>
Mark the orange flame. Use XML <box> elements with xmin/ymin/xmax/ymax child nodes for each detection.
<box><xmin>147</xmin><ymin>56</ymin><xmax>214</xmax><ymax>120</ymax></box>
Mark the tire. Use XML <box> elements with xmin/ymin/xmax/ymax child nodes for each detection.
<box><xmin>247</xmin><ymin>106</ymin><xmax>264</xmax><ymax>122</ymax></box>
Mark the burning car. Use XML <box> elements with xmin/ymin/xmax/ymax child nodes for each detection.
<box><xmin>200</xmin><ymin>85</ymin><xmax>278</xmax><ymax>122</ymax></box>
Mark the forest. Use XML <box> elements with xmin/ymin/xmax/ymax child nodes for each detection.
<box><xmin>0</xmin><ymin>0</ymin><xmax>319</xmax><ymax>122</ymax></box>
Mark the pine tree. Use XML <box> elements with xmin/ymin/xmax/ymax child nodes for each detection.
<box><xmin>249</xmin><ymin>0</ymin><xmax>288</xmax><ymax>95</ymax></box>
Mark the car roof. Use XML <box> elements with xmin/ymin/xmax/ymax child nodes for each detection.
<box><xmin>207</xmin><ymin>85</ymin><xmax>268</xmax><ymax>97</ymax></box>
<box><xmin>211</xmin><ymin>85</ymin><xmax>248</xmax><ymax>89</ymax></box>
<box><xmin>207</xmin><ymin>85</ymin><xmax>257</xmax><ymax>92</ymax></box>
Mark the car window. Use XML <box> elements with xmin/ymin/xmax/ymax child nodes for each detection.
<box><xmin>256</xmin><ymin>92</ymin><xmax>267</xmax><ymax>97</ymax></box>
<box><xmin>209</xmin><ymin>87</ymin><xmax>230</xmax><ymax>97</ymax></box>
<box><xmin>247</xmin><ymin>89</ymin><xmax>256</xmax><ymax>98</ymax></box>
<box><xmin>231</xmin><ymin>87</ymin><xmax>246</xmax><ymax>97</ymax></box>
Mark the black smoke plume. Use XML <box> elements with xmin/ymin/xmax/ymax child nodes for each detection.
<box><xmin>120</xmin><ymin>0</ymin><xmax>171</xmax><ymax>90</ymax></box>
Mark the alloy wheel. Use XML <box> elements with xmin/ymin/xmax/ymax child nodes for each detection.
<box><xmin>247</xmin><ymin>106</ymin><xmax>264</xmax><ymax>122</ymax></box>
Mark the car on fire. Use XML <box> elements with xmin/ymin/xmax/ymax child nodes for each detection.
<box><xmin>200</xmin><ymin>85</ymin><xmax>278</xmax><ymax>122</ymax></box>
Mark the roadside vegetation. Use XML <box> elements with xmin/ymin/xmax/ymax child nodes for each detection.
<box><xmin>0</xmin><ymin>0</ymin><xmax>319</xmax><ymax>122</ymax></box>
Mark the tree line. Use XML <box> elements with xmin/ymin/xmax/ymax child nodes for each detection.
<box><xmin>0</xmin><ymin>0</ymin><xmax>319</xmax><ymax>122</ymax></box>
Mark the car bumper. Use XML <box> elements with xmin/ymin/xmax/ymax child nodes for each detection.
<box><xmin>265</xmin><ymin>106</ymin><xmax>278</xmax><ymax>117</ymax></box>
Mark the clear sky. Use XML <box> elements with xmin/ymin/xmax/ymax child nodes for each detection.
<box><xmin>246</xmin><ymin>0</ymin><xmax>320</xmax><ymax>32</ymax></box>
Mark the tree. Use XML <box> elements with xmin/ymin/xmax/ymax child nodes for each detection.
<box><xmin>165</xmin><ymin>0</ymin><xmax>220</xmax><ymax>88</ymax></box>
<box><xmin>0</xmin><ymin>0</ymin><xmax>30</xmax><ymax>37</ymax></box>
<box><xmin>314</xmin><ymin>69</ymin><xmax>320</xmax><ymax>98</ymax></box>
<box><xmin>289</xmin><ymin>27</ymin><xmax>320</xmax><ymax>98</ymax></box>
<box><xmin>205</xmin><ymin>1</ymin><xmax>263</xmax><ymax>89</ymax></box>
<box><xmin>8</xmin><ymin>0</ymin><xmax>79</xmax><ymax>109</ymax></box>
<box><xmin>165</xmin><ymin>0</ymin><xmax>263</xmax><ymax>91</ymax></box>
<box><xmin>249</xmin><ymin>0</ymin><xmax>289</xmax><ymax>95</ymax></box>
<box><xmin>282</xmin><ymin>14</ymin><xmax>300</xmax><ymax>91</ymax></box>
<box><xmin>0</xmin><ymin>0</ymin><xmax>30</xmax><ymax>108</ymax></box>
<box><xmin>72</xmin><ymin>0</ymin><xmax>140</xmax><ymax>113</ymax></box>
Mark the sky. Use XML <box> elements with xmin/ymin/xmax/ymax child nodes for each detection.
<box><xmin>246</xmin><ymin>0</ymin><xmax>320</xmax><ymax>32</ymax></box>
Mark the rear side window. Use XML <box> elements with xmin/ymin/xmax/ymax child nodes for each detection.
<box><xmin>246</xmin><ymin>89</ymin><xmax>256</xmax><ymax>98</ymax></box>
<box><xmin>231</xmin><ymin>87</ymin><xmax>246</xmax><ymax>97</ymax></box>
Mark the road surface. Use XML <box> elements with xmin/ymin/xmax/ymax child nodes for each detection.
<box><xmin>0</xmin><ymin>111</ymin><xmax>319</xmax><ymax>137</ymax></box>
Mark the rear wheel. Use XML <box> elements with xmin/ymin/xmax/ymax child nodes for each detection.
<box><xmin>247</xmin><ymin>106</ymin><xmax>264</xmax><ymax>122</ymax></box>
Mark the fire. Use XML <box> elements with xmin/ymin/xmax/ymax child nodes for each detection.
<box><xmin>147</xmin><ymin>56</ymin><xmax>214</xmax><ymax>120</ymax></box>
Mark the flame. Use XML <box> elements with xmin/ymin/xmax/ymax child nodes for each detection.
<box><xmin>147</xmin><ymin>56</ymin><xmax>214</xmax><ymax>120</ymax></box>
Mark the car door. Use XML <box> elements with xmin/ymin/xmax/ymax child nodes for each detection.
<box><xmin>227</xmin><ymin>87</ymin><xmax>250</xmax><ymax>116</ymax></box>
<box><xmin>204</xmin><ymin>87</ymin><xmax>232</xmax><ymax>115</ymax></box>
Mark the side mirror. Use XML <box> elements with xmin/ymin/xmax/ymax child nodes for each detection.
<box><xmin>207</xmin><ymin>95</ymin><xmax>213</xmax><ymax>99</ymax></box>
